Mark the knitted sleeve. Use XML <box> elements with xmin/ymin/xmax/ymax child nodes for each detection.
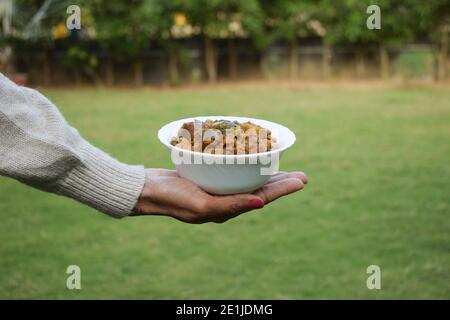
<box><xmin>0</xmin><ymin>73</ymin><xmax>145</xmax><ymax>218</ymax></box>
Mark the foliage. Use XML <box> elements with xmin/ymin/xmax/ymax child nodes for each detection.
<box><xmin>89</xmin><ymin>0</ymin><xmax>158</xmax><ymax>60</ymax></box>
<box><xmin>4</xmin><ymin>0</ymin><xmax>448</xmax><ymax>49</ymax></box>
<box><xmin>317</xmin><ymin>0</ymin><xmax>418</xmax><ymax>47</ymax></box>
<box><xmin>9</xmin><ymin>0</ymin><xmax>72</xmax><ymax>43</ymax></box>
<box><xmin>62</xmin><ymin>46</ymin><xmax>98</xmax><ymax>80</ymax></box>
<box><xmin>261</xmin><ymin>0</ymin><xmax>318</xmax><ymax>44</ymax></box>
<box><xmin>2</xmin><ymin>0</ymin><xmax>449</xmax><ymax>82</ymax></box>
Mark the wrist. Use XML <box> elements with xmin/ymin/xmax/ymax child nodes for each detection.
<box><xmin>56</xmin><ymin>141</ymin><xmax>146</xmax><ymax>218</ymax></box>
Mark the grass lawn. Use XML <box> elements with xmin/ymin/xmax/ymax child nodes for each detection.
<box><xmin>0</xmin><ymin>83</ymin><xmax>449</xmax><ymax>299</ymax></box>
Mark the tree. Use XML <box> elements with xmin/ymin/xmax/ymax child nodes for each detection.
<box><xmin>185</xmin><ymin>0</ymin><xmax>220</xmax><ymax>83</ymax></box>
<box><xmin>83</xmin><ymin>0</ymin><xmax>121</xmax><ymax>85</ymax></box>
<box><xmin>91</xmin><ymin>0</ymin><xmax>158</xmax><ymax>86</ymax></box>
<box><xmin>319</xmin><ymin>0</ymin><xmax>419</xmax><ymax>79</ymax></box>
<box><xmin>8</xmin><ymin>0</ymin><xmax>73</xmax><ymax>84</ymax></box>
<box><xmin>212</xmin><ymin>0</ymin><xmax>264</xmax><ymax>80</ymax></box>
<box><xmin>412</xmin><ymin>0</ymin><xmax>450</xmax><ymax>81</ymax></box>
<box><xmin>0</xmin><ymin>0</ymin><xmax>13</xmax><ymax>73</ymax></box>
<box><xmin>185</xmin><ymin>0</ymin><xmax>264</xmax><ymax>83</ymax></box>
<box><xmin>374</xmin><ymin>1</ymin><xmax>418</xmax><ymax>79</ymax></box>
<box><xmin>260</xmin><ymin>0</ymin><xmax>317</xmax><ymax>79</ymax></box>
<box><xmin>129</xmin><ymin>1</ymin><xmax>159</xmax><ymax>86</ymax></box>
<box><xmin>144</xmin><ymin>0</ymin><xmax>191</xmax><ymax>85</ymax></box>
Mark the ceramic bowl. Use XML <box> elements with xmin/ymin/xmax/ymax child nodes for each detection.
<box><xmin>157</xmin><ymin>116</ymin><xmax>296</xmax><ymax>194</ymax></box>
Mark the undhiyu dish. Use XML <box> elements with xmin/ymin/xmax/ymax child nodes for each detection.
<box><xmin>158</xmin><ymin>116</ymin><xmax>296</xmax><ymax>195</ymax></box>
<box><xmin>170</xmin><ymin>119</ymin><xmax>278</xmax><ymax>155</ymax></box>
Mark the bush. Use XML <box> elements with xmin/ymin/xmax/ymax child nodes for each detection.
<box><xmin>62</xmin><ymin>46</ymin><xmax>99</xmax><ymax>84</ymax></box>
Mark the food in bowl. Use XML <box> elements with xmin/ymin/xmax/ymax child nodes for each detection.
<box><xmin>170</xmin><ymin>119</ymin><xmax>277</xmax><ymax>155</ymax></box>
<box><xmin>158</xmin><ymin>116</ymin><xmax>296</xmax><ymax>195</ymax></box>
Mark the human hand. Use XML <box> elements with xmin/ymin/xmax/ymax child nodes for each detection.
<box><xmin>132</xmin><ymin>169</ymin><xmax>308</xmax><ymax>224</ymax></box>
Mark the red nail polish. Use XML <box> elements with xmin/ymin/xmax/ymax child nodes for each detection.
<box><xmin>249</xmin><ymin>199</ymin><xmax>264</xmax><ymax>209</ymax></box>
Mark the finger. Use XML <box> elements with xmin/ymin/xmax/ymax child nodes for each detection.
<box><xmin>270</xmin><ymin>171</ymin><xmax>288</xmax><ymax>177</ymax></box>
<box><xmin>146</xmin><ymin>168</ymin><xmax>179</xmax><ymax>177</ymax></box>
<box><xmin>254</xmin><ymin>178</ymin><xmax>304</xmax><ymax>204</ymax></box>
<box><xmin>200</xmin><ymin>193</ymin><xmax>265</xmax><ymax>220</ymax></box>
<box><xmin>267</xmin><ymin>171</ymin><xmax>308</xmax><ymax>185</ymax></box>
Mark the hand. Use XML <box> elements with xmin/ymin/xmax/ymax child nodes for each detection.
<box><xmin>132</xmin><ymin>169</ymin><xmax>308</xmax><ymax>224</ymax></box>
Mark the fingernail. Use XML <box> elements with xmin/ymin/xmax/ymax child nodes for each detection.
<box><xmin>249</xmin><ymin>199</ymin><xmax>264</xmax><ymax>209</ymax></box>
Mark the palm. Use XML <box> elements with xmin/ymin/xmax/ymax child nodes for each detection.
<box><xmin>134</xmin><ymin>168</ymin><xmax>308</xmax><ymax>223</ymax></box>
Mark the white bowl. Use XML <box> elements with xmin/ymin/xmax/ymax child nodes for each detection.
<box><xmin>157</xmin><ymin>116</ymin><xmax>296</xmax><ymax>195</ymax></box>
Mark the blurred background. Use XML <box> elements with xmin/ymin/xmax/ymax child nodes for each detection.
<box><xmin>0</xmin><ymin>0</ymin><xmax>449</xmax><ymax>299</ymax></box>
<box><xmin>0</xmin><ymin>0</ymin><xmax>449</xmax><ymax>85</ymax></box>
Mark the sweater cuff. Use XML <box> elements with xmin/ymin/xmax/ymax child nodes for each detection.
<box><xmin>56</xmin><ymin>141</ymin><xmax>146</xmax><ymax>218</ymax></box>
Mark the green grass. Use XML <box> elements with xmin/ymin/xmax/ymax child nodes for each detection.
<box><xmin>0</xmin><ymin>84</ymin><xmax>449</xmax><ymax>299</ymax></box>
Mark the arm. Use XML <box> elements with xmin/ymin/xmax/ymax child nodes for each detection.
<box><xmin>0</xmin><ymin>73</ymin><xmax>145</xmax><ymax>218</ymax></box>
<box><xmin>0</xmin><ymin>73</ymin><xmax>308</xmax><ymax>223</ymax></box>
